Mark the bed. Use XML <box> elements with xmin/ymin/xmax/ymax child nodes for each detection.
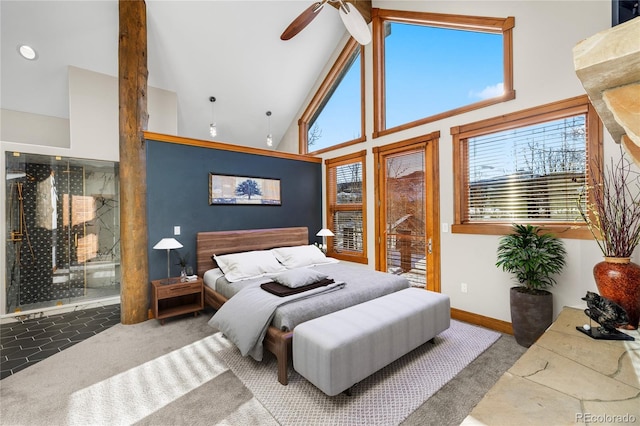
<box><xmin>196</xmin><ymin>227</ymin><xmax>410</xmax><ymax>385</ymax></box>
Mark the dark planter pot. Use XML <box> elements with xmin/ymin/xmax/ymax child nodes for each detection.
<box><xmin>510</xmin><ymin>287</ymin><xmax>553</xmax><ymax>348</ymax></box>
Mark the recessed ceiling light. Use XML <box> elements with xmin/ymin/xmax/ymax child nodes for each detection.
<box><xmin>17</xmin><ymin>44</ymin><xmax>38</xmax><ymax>60</ymax></box>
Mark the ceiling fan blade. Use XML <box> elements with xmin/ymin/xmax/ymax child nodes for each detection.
<box><xmin>338</xmin><ymin>1</ymin><xmax>372</xmax><ymax>45</ymax></box>
<box><xmin>281</xmin><ymin>1</ymin><xmax>326</xmax><ymax>41</ymax></box>
<box><xmin>328</xmin><ymin>0</ymin><xmax>371</xmax><ymax>22</ymax></box>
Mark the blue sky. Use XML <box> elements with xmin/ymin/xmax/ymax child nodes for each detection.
<box><xmin>309</xmin><ymin>52</ymin><xmax>362</xmax><ymax>151</ymax></box>
<box><xmin>310</xmin><ymin>22</ymin><xmax>504</xmax><ymax>151</ymax></box>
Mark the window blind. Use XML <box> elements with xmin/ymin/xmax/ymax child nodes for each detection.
<box><xmin>328</xmin><ymin>160</ymin><xmax>364</xmax><ymax>253</ymax></box>
<box><xmin>465</xmin><ymin>114</ymin><xmax>587</xmax><ymax>222</ymax></box>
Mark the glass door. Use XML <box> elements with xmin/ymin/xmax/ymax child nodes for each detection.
<box><xmin>374</xmin><ymin>134</ymin><xmax>441</xmax><ymax>292</ymax></box>
<box><xmin>5</xmin><ymin>153</ymin><xmax>120</xmax><ymax>313</ymax></box>
<box><xmin>380</xmin><ymin>149</ymin><xmax>427</xmax><ymax>287</ymax></box>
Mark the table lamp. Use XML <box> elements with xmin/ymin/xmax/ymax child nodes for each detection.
<box><xmin>316</xmin><ymin>228</ymin><xmax>334</xmax><ymax>254</ymax></box>
<box><xmin>153</xmin><ymin>237</ymin><xmax>183</xmax><ymax>284</ymax></box>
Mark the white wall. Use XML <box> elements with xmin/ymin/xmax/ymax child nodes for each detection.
<box><xmin>68</xmin><ymin>66</ymin><xmax>178</xmax><ymax>161</ymax></box>
<box><xmin>280</xmin><ymin>0</ymin><xmax>639</xmax><ymax>323</ymax></box>
<box><xmin>2</xmin><ymin>66</ymin><xmax>177</xmax><ymax>159</ymax></box>
<box><xmin>1</xmin><ymin>66</ymin><xmax>177</xmax><ymax>315</ymax></box>
<box><xmin>0</xmin><ymin>109</ymin><xmax>70</xmax><ymax>148</ymax></box>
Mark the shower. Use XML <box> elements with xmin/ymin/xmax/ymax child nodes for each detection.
<box><xmin>4</xmin><ymin>153</ymin><xmax>121</xmax><ymax>314</ymax></box>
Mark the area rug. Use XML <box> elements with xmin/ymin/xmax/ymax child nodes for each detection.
<box><xmin>216</xmin><ymin>320</ymin><xmax>500</xmax><ymax>426</ymax></box>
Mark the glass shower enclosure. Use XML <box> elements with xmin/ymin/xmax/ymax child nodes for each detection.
<box><xmin>5</xmin><ymin>152</ymin><xmax>120</xmax><ymax>313</ymax></box>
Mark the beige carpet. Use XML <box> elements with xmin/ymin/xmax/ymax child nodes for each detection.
<box><xmin>0</xmin><ymin>312</ymin><xmax>272</xmax><ymax>426</ymax></box>
<box><xmin>0</xmin><ymin>312</ymin><xmax>500</xmax><ymax>425</ymax></box>
<box><xmin>216</xmin><ymin>320</ymin><xmax>500</xmax><ymax>426</ymax></box>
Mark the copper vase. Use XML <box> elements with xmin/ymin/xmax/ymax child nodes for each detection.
<box><xmin>593</xmin><ymin>257</ymin><xmax>640</xmax><ymax>330</ymax></box>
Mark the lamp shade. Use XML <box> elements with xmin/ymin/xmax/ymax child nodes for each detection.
<box><xmin>153</xmin><ymin>238</ymin><xmax>183</xmax><ymax>250</ymax></box>
<box><xmin>316</xmin><ymin>228</ymin><xmax>335</xmax><ymax>237</ymax></box>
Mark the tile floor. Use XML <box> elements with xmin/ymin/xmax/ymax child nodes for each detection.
<box><xmin>0</xmin><ymin>304</ymin><xmax>121</xmax><ymax>380</ymax></box>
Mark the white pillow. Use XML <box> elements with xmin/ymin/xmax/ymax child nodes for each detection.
<box><xmin>214</xmin><ymin>250</ymin><xmax>286</xmax><ymax>282</ymax></box>
<box><xmin>272</xmin><ymin>268</ymin><xmax>329</xmax><ymax>288</ymax></box>
<box><xmin>271</xmin><ymin>244</ymin><xmax>337</xmax><ymax>269</ymax></box>
<box><xmin>203</xmin><ymin>268</ymin><xmax>226</xmax><ymax>291</ymax></box>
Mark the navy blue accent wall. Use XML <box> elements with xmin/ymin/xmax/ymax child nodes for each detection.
<box><xmin>146</xmin><ymin>140</ymin><xmax>322</xmax><ymax>280</ymax></box>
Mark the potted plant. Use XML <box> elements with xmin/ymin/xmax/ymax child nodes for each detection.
<box><xmin>496</xmin><ymin>224</ymin><xmax>567</xmax><ymax>347</ymax></box>
<box><xmin>174</xmin><ymin>250</ymin><xmax>190</xmax><ymax>282</ymax></box>
<box><xmin>578</xmin><ymin>150</ymin><xmax>640</xmax><ymax>329</ymax></box>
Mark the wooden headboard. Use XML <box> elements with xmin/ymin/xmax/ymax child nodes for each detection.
<box><xmin>196</xmin><ymin>227</ymin><xmax>309</xmax><ymax>277</ymax></box>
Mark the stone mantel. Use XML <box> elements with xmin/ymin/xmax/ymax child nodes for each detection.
<box><xmin>573</xmin><ymin>17</ymin><xmax>640</xmax><ymax>165</ymax></box>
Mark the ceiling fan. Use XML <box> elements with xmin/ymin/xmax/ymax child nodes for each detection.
<box><xmin>281</xmin><ymin>0</ymin><xmax>372</xmax><ymax>45</ymax></box>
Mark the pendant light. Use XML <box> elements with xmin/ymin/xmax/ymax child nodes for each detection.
<box><xmin>266</xmin><ymin>111</ymin><xmax>273</xmax><ymax>147</ymax></box>
<box><xmin>209</xmin><ymin>96</ymin><xmax>217</xmax><ymax>138</ymax></box>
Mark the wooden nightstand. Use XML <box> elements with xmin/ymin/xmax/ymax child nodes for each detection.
<box><xmin>151</xmin><ymin>278</ymin><xmax>204</xmax><ymax>325</ymax></box>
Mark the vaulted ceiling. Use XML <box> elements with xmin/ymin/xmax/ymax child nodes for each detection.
<box><xmin>1</xmin><ymin>1</ymin><xmax>368</xmax><ymax>150</ymax></box>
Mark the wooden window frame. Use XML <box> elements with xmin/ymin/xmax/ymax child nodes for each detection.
<box><xmin>299</xmin><ymin>38</ymin><xmax>366</xmax><ymax>155</ymax></box>
<box><xmin>451</xmin><ymin>95</ymin><xmax>603</xmax><ymax>238</ymax></box>
<box><xmin>372</xmin><ymin>8</ymin><xmax>515</xmax><ymax>139</ymax></box>
<box><xmin>325</xmin><ymin>149</ymin><xmax>368</xmax><ymax>263</ymax></box>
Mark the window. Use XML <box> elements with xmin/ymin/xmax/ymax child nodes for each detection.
<box><xmin>299</xmin><ymin>39</ymin><xmax>365</xmax><ymax>155</ymax></box>
<box><xmin>451</xmin><ymin>95</ymin><xmax>602</xmax><ymax>237</ymax></box>
<box><xmin>373</xmin><ymin>9</ymin><xmax>515</xmax><ymax>138</ymax></box>
<box><xmin>325</xmin><ymin>150</ymin><xmax>367</xmax><ymax>263</ymax></box>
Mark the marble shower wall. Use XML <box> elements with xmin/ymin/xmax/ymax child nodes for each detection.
<box><xmin>5</xmin><ymin>153</ymin><xmax>120</xmax><ymax>312</ymax></box>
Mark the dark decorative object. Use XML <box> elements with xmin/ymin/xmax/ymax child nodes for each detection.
<box><xmin>612</xmin><ymin>0</ymin><xmax>640</xmax><ymax>27</ymax></box>
<box><xmin>578</xmin><ymin>149</ymin><xmax>640</xmax><ymax>329</ymax></box>
<box><xmin>496</xmin><ymin>224</ymin><xmax>567</xmax><ymax>347</ymax></box>
<box><xmin>576</xmin><ymin>291</ymin><xmax>635</xmax><ymax>341</ymax></box>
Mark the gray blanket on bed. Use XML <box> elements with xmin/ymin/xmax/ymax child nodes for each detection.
<box><xmin>272</xmin><ymin>262</ymin><xmax>411</xmax><ymax>331</ymax></box>
<box><xmin>208</xmin><ymin>262</ymin><xmax>411</xmax><ymax>331</ymax></box>
<box><xmin>209</xmin><ymin>281</ymin><xmax>345</xmax><ymax>361</ymax></box>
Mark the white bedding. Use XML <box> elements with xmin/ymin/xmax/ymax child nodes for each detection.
<box><xmin>203</xmin><ymin>268</ymin><xmax>225</xmax><ymax>289</ymax></box>
<box><xmin>205</xmin><ymin>262</ymin><xmax>411</xmax><ymax>332</ymax></box>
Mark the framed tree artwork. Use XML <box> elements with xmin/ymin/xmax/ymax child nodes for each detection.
<box><xmin>209</xmin><ymin>173</ymin><xmax>281</xmax><ymax>205</ymax></box>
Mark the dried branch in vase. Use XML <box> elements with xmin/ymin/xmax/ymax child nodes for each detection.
<box><xmin>578</xmin><ymin>148</ymin><xmax>640</xmax><ymax>258</ymax></box>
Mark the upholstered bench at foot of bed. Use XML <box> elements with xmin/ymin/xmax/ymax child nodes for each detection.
<box><xmin>292</xmin><ymin>287</ymin><xmax>450</xmax><ymax>396</ymax></box>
